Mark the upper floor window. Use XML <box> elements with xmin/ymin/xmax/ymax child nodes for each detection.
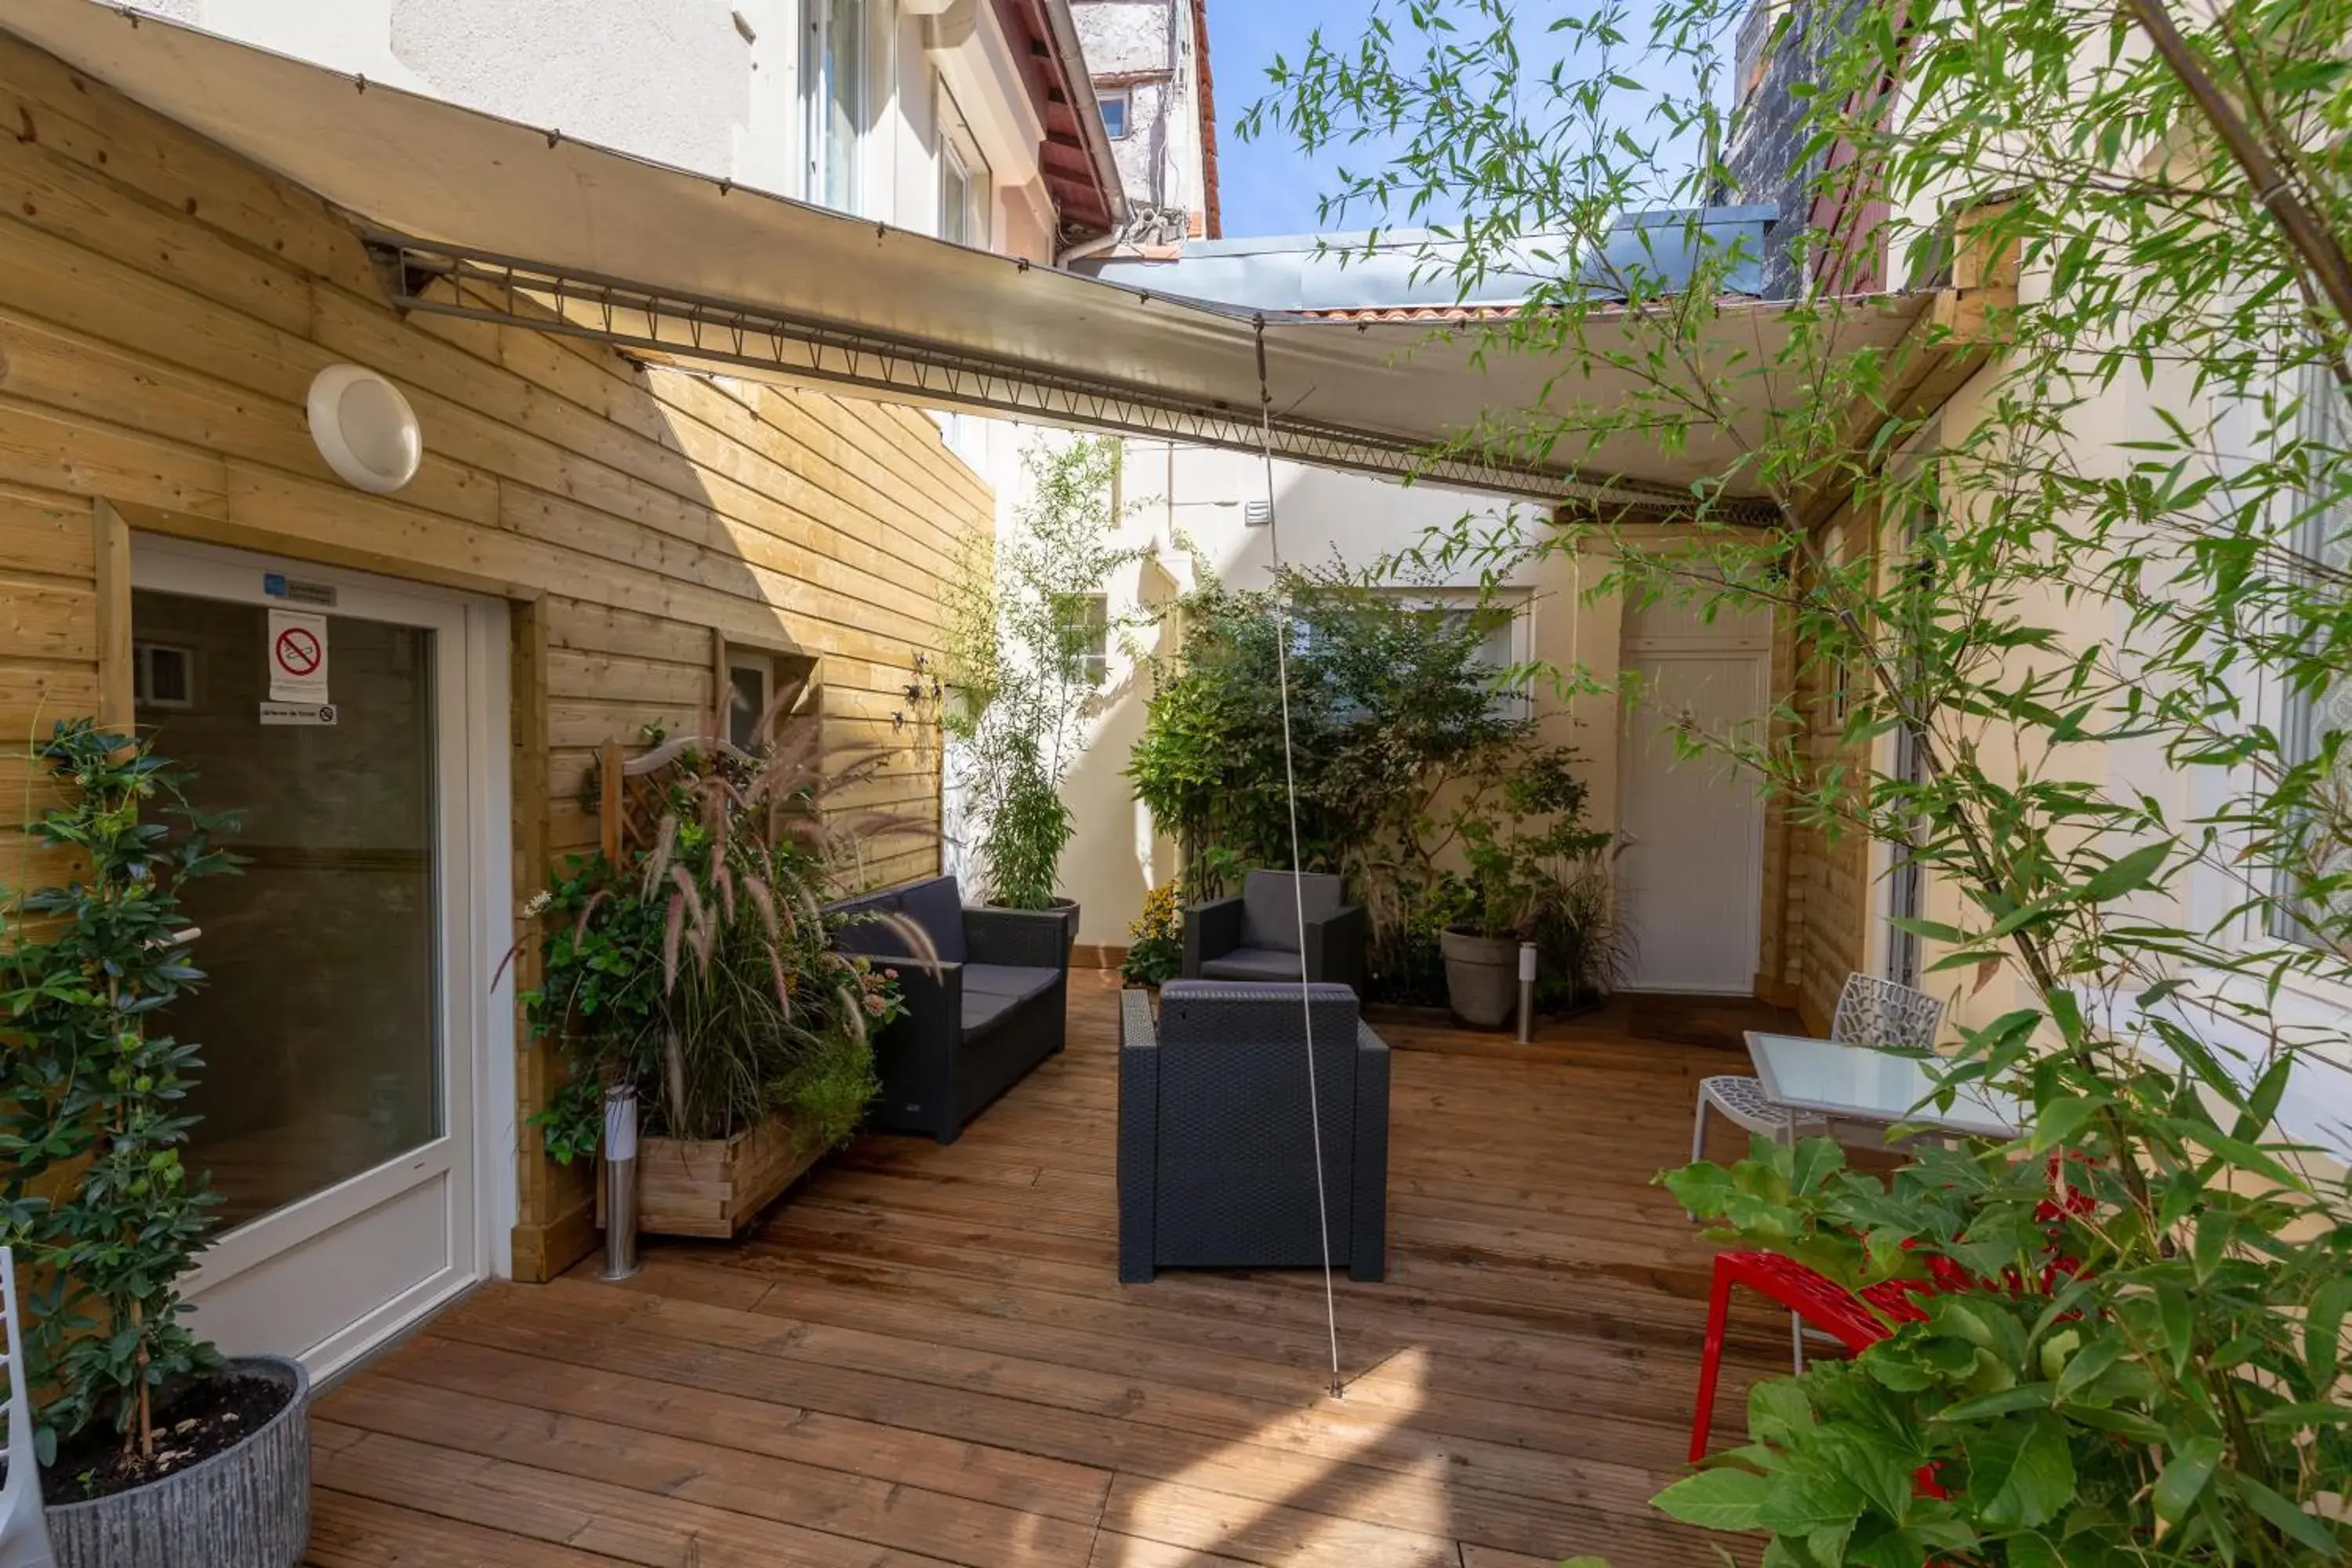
<box><xmin>2274</xmin><ymin>367</ymin><xmax>2352</xmax><ymax>947</ymax></box>
<box><xmin>804</xmin><ymin>0</ymin><xmax>868</xmax><ymax>213</ymax></box>
<box><xmin>1377</xmin><ymin>589</ymin><xmax>1530</xmax><ymax>717</ymax></box>
<box><xmin>1098</xmin><ymin>89</ymin><xmax>1131</xmax><ymax>140</ymax></box>
<box><xmin>1057</xmin><ymin>593</ymin><xmax>1111</xmax><ymax>688</ymax></box>
<box><xmin>938</xmin><ymin>88</ymin><xmax>991</xmax><ymax>249</ymax></box>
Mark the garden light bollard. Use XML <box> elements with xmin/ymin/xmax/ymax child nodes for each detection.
<box><xmin>600</xmin><ymin>1086</ymin><xmax>642</xmax><ymax>1281</ymax></box>
<box><xmin>1516</xmin><ymin>942</ymin><xmax>1537</xmax><ymax>1044</ymax></box>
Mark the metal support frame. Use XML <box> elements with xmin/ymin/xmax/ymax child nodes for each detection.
<box><xmin>363</xmin><ymin>230</ymin><xmax>1758</xmax><ymax>514</ymax></box>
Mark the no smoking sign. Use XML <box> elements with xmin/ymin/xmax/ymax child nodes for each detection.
<box><xmin>267</xmin><ymin>608</ymin><xmax>330</xmax><ymax>704</ymax></box>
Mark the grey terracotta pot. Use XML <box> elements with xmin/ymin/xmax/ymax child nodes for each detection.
<box><xmin>1440</xmin><ymin>928</ymin><xmax>1521</xmax><ymax>1028</ymax></box>
<box><xmin>45</xmin><ymin>1354</ymin><xmax>310</xmax><ymax>1568</ymax></box>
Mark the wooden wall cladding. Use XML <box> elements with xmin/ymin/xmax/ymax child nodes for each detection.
<box><xmin>0</xmin><ymin>35</ymin><xmax>988</xmax><ymax>1279</ymax></box>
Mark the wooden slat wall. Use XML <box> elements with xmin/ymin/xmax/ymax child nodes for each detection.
<box><xmin>0</xmin><ymin>38</ymin><xmax>988</xmax><ymax>1280</ymax></box>
<box><xmin>1785</xmin><ymin>499</ymin><xmax>1875</xmax><ymax>1032</ymax></box>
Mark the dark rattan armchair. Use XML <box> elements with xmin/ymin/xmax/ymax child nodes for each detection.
<box><xmin>1181</xmin><ymin>870</ymin><xmax>1367</xmax><ymax>994</ymax></box>
<box><xmin>1117</xmin><ymin>981</ymin><xmax>1389</xmax><ymax>1283</ymax></box>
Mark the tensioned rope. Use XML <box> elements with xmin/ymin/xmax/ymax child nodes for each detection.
<box><xmin>1254</xmin><ymin>316</ymin><xmax>1345</xmax><ymax>1401</ymax></box>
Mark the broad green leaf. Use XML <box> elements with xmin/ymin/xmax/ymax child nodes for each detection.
<box><xmin>2307</xmin><ymin>1276</ymin><xmax>2351</xmax><ymax>1387</ymax></box>
<box><xmin>2079</xmin><ymin>840</ymin><xmax>2170</xmax><ymax>902</ymax></box>
<box><xmin>2155</xmin><ymin>1282</ymin><xmax>2195</xmax><ymax>1380</ymax></box>
<box><xmin>1653</xmin><ymin>1467</ymin><xmax>1774</xmax><ymax>1531</ymax></box>
<box><xmin>2233</xmin><ymin>1475</ymin><xmax>2344</xmax><ymax>1555</ymax></box>
<box><xmin>1966</xmin><ymin>1416</ymin><xmax>2074</xmax><ymax>1530</ymax></box>
<box><xmin>1937</xmin><ymin>1383</ymin><xmax>2056</xmax><ymax>1423</ymax></box>
<box><xmin>2152</xmin><ymin>1435</ymin><xmax>2222</xmax><ymax>1525</ymax></box>
<box><xmin>1748</xmin><ymin>1378</ymin><xmax>1814</xmax><ymax>1447</ymax></box>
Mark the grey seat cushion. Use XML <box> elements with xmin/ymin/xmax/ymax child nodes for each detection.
<box><xmin>1198</xmin><ymin>946</ymin><xmax>1305</xmax><ymax>982</ymax></box>
<box><xmin>1240</xmin><ymin>871</ymin><xmax>1345</xmax><ymax>953</ymax></box>
<box><xmin>962</xmin><ymin>963</ymin><xmax>1058</xmax><ymax>1004</ymax></box>
<box><xmin>961</xmin><ymin>988</ymin><xmax>1023</xmax><ymax>1036</ymax></box>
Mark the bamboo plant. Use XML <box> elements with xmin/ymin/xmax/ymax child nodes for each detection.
<box><xmin>1248</xmin><ymin>0</ymin><xmax>2352</xmax><ymax>1559</ymax></box>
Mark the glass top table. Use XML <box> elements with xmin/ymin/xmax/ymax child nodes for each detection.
<box><xmin>1744</xmin><ymin>1031</ymin><xmax>2024</xmax><ymax>1139</ymax></box>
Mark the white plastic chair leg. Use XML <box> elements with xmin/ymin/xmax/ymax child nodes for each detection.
<box><xmin>0</xmin><ymin>1249</ymin><xmax>57</xmax><ymax>1568</ymax></box>
<box><xmin>1686</xmin><ymin>1093</ymin><xmax>1710</xmax><ymax>1219</ymax></box>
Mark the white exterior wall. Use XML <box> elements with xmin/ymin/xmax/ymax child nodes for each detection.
<box><xmin>1053</xmin><ymin>441</ymin><xmax>1585</xmax><ymax>949</ymax></box>
<box><xmin>1893</xmin><ymin>350</ymin><xmax>2352</xmax><ymax>1158</ymax></box>
<box><xmin>124</xmin><ymin>0</ymin><xmax>1060</xmax><ymax>263</ymax></box>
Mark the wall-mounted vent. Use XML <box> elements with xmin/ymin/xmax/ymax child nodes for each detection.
<box><xmin>1243</xmin><ymin>499</ymin><xmax>1273</xmax><ymax>527</ymax></box>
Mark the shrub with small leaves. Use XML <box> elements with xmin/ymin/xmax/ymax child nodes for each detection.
<box><xmin>0</xmin><ymin>720</ymin><xmax>240</xmax><ymax>1467</ymax></box>
<box><xmin>1121</xmin><ymin>880</ymin><xmax>1185</xmax><ymax>986</ymax></box>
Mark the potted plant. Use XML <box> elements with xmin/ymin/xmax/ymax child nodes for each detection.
<box><xmin>1119</xmin><ymin>879</ymin><xmax>1185</xmax><ymax>988</ymax></box>
<box><xmin>942</xmin><ymin>435</ymin><xmax>1148</xmax><ymax>954</ymax></box>
<box><xmin>1441</xmin><ymin>750</ymin><xmax>1613</xmax><ymax>1027</ymax></box>
<box><xmin>0</xmin><ymin>720</ymin><xmax>310</xmax><ymax>1568</ymax></box>
<box><xmin>525</xmin><ymin>687</ymin><xmax>904</xmax><ymax>1239</ymax></box>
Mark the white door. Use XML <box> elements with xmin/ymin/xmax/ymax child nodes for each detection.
<box><xmin>1617</xmin><ymin>652</ymin><xmax>1768</xmax><ymax>993</ymax></box>
<box><xmin>129</xmin><ymin>537</ymin><xmax>512</xmax><ymax>1381</ymax></box>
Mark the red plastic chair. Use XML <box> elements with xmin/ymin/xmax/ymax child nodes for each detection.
<box><xmin>1689</xmin><ymin>1250</ymin><xmax>1934</xmax><ymax>1462</ymax></box>
<box><xmin>1689</xmin><ymin>1154</ymin><xmax>2100</xmax><ymax>1464</ymax></box>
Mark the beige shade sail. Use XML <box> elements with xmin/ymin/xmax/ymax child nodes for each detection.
<box><xmin>2</xmin><ymin>0</ymin><xmax>1951</xmax><ymax>506</ymax></box>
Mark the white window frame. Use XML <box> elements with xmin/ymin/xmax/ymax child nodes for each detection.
<box><xmin>129</xmin><ymin>533</ymin><xmax>514</xmax><ymax>1376</ymax></box>
<box><xmin>133</xmin><ymin>638</ymin><xmax>198</xmax><ymax>710</ymax></box>
<box><xmin>1374</xmin><ymin>586</ymin><xmax>1533</xmax><ymax>716</ymax></box>
<box><xmin>1098</xmin><ymin>87</ymin><xmax>1131</xmax><ymax>140</ymax></box>
<box><xmin>728</xmin><ymin>648</ymin><xmax>778</xmax><ymax>752</ymax></box>
<box><xmin>1069</xmin><ymin>593</ymin><xmax>1110</xmax><ymax>689</ymax></box>
<box><xmin>2267</xmin><ymin>363</ymin><xmax>2352</xmax><ymax>951</ymax></box>
<box><xmin>803</xmin><ymin>0</ymin><xmax>869</xmax><ymax>215</ymax></box>
<box><xmin>936</xmin><ymin>82</ymin><xmax>991</xmax><ymax>249</ymax></box>
<box><xmin>2152</xmin><ymin>366</ymin><xmax>2352</xmax><ymax>1163</ymax></box>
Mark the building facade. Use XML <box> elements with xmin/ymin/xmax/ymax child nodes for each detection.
<box><xmin>1042</xmin><ymin>220</ymin><xmax>1802</xmax><ymax>1008</ymax></box>
<box><xmin>1068</xmin><ymin>0</ymin><xmax>1217</xmax><ymax>245</ymax></box>
<box><xmin>0</xmin><ymin>0</ymin><xmax>1117</xmax><ymax>1379</ymax></box>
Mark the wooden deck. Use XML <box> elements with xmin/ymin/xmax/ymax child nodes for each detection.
<box><xmin>306</xmin><ymin>978</ymin><xmax>1806</xmax><ymax>1568</ymax></box>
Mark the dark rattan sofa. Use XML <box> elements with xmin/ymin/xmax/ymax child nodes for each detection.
<box><xmin>824</xmin><ymin>874</ymin><xmax>1068</xmax><ymax>1144</ymax></box>
<box><xmin>1117</xmin><ymin>980</ymin><xmax>1389</xmax><ymax>1283</ymax></box>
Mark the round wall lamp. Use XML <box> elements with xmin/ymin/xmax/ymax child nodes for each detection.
<box><xmin>306</xmin><ymin>364</ymin><xmax>422</xmax><ymax>494</ymax></box>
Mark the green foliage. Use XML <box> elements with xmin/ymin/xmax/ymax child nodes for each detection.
<box><xmin>525</xmin><ymin>684</ymin><xmax>906</xmax><ymax>1159</ymax></box>
<box><xmin>1120</xmin><ymin>879</ymin><xmax>1185</xmax><ymax>986</ymax></box>
<box><xmin>944</xmin><ymin>435</ymin><xmax>1142</xmax><ymax>909</ymax></box>
<box><xmin>0</xmin><ymin>720</ymin><xmax>240</xmax><ymax>1465</ymax></box>
<box><xmin>1128</xmin><ymin>565</ymin><xmax>1618</xmax><ymax>1004</ymax></box>
<box><xmin>780</xmin><ymin>955</ymin><xmax>895</xmax><ymax>1150</ymax></box>
<box><xmin>1247</xmin><ymin>0</ymin><xmax>2352</xmax><ymax>1556</ymax></box>
<box><xmin>1455</xmin><ymin>748</ymin><xmax>1613</xmax><ymax>939</ymax></box>
<box><xmin>1668</xmin><ymin>1131</ymin><xmax>2351</xmax><ymax>1566</ymax></box>
<box><xmin>985</xmin><ymin>756</ymin><xmax>1074</xmax><ymax>913</ymax></box>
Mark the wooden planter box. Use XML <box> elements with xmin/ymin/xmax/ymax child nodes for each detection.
<box><xmin>599</xmin><ymin>1113</ymin><xmax>826</xmax><ymax>1240</ymax></box>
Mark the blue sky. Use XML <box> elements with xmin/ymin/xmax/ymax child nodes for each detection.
<box><xmin>1201</xmin><ymin>0</ymin><xmax>1340</xmax><ymax>238</ymax></box>
<box><xmin>1201</xmin><ymin>1</ymin><xmax>1715</xmax><ymax>241</ymax></box>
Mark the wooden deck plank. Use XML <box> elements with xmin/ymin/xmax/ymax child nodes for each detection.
<box><xmin>309</xmin><ymin>987</ymin><xmax>1799</xmax><ymax>1567</ymax></box>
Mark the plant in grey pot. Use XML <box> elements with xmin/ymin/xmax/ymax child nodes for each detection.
<box><xmin>0</xmin><ymin>720</ymin><xmax>309</xmax><ymax>1568</ymax></box>
<box><xmin>942</xmin><ymin>434</ymin><xmax>1145</xmax><ymax>953</ymax></box>
<box><xmin>1444</xmin><ymin>750</ymin><xmax>1614</xmax><ymax>1029</ymax></box>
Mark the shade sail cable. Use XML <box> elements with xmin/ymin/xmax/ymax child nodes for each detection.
<box><xmin>1256</xmin><ymin>318</ymin><xmax>1346</xmax><ymax>1401</ymax></box>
